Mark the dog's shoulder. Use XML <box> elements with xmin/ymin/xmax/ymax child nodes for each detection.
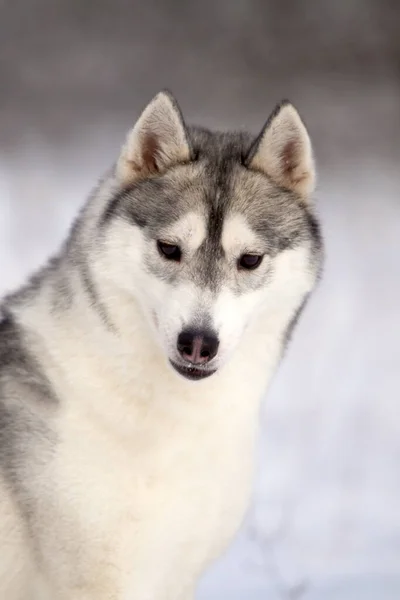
<box><xmin>0</xmin><ymin>308</ymin><xmax>57</xmax><ymax>474</ymax></box>
<box><xmin>0</xmin><ymin>309</ymin><xmax>26</xmax><ymax>377</ymax></box>
<box><xmin>0</xmin><ymin>309</ymin><xmax>47</xmax><ymax>395</ymax></box>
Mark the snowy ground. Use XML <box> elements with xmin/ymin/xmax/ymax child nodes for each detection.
<box><xmin>1</xmin><ymin>142</ymin><xmax>400</xmax><ymax>599</ymax></box>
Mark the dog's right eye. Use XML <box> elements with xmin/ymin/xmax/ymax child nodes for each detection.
<box><xmin>157</xmin><ymin>241</ymin><xmax>182</xmax><ymax>262</ymax></box>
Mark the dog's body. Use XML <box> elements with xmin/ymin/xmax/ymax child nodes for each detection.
<box><xmin>0</xmin><ymin>92</ymin><xmax>323</xmax><ymax>599</ymax></box>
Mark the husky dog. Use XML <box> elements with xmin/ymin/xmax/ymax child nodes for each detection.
<box><xmin>0</xmin><ymin>91</ymin><xmax>323</xmax><ymax>600</ymax></box>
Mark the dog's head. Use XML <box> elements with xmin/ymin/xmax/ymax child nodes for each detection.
<box><xmin>98</xmin><ymin>91</ymin><xmax>322</xmax><ymax>380</ymax></box>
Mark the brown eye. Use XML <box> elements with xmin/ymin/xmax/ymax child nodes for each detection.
<box><xmin>238</xmin><ymin>254</ymin><xmax>263</xmax><ymax>270</ymax></box>
<box><xmin>157</xmin><ymin>241</ymin><xmax>182</xmax><ymax>262</ymax></box>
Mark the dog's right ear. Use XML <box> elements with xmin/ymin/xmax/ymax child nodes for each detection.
<box><xmin>117</xmin><ymin>91</ymin><xmax>191</xmax><ymax>184</ymax></box>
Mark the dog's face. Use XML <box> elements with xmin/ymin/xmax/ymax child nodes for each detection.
<box><xmin>99</xmin><ymin>92</ymin><xmax>322</xmax><ymax>380</ymax></box>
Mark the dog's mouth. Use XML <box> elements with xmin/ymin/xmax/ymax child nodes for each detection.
<box><xmin>169</xmin><ymin>361</ymin><xmax>217</xmax><ymax>381</ymax></box>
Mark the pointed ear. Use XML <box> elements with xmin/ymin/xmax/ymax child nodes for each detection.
<box><xmin>246</xmin><ymin>101</ymin><xmax>315</xmax><ymax>199</ymax></box>
<box><xmin>117</xmin><ymin>90</ymin><xmax>191</xmax><ymax>184</ymax></box>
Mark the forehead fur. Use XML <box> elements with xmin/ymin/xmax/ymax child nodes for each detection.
<box><xmin>221</xmin><ymin>213</ymin><xmax>262</xmax><ymax>254</ymax></box>
<box><xmin>161</xmin><ymin>212</ymin><xmax>206</xmax><ymax>251</ymax></box>
<box><xmin>104</xmin><ymin>125</ymin><xmax>321</xmax><ymax>259</ymax></box>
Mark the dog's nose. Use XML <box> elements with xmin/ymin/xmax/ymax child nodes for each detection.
<box><xmin>177</xmin><ymin>330</ymin><xmax>219</xmax><ymax>365</ymax></box>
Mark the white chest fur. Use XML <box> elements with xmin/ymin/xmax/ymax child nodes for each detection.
<box><xmin>47</xmin><ymin>361</ymin><xmax>263</xmax><ymax>599</ymax></box>
<box><xmin>21</xmin><ymin>280</ymin><xmax>302</xmax><ymax>599</ymax></box>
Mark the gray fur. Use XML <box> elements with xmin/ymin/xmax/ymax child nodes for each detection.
<box><xmin>0</xmin><ymin>311</ymin><xmax>57</xmax><ymax>505</ymax></box>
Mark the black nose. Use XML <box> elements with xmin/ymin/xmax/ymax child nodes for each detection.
<box><xmin>177</xmin><ymin>330</ymin><xmax>219</xmax><ymax>365</ymax></box>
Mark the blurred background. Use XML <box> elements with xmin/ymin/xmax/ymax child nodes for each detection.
<box><xmin>1</xmin><ymin>1</ymin><xmax>400</xmax><ymax>598</ymax></box>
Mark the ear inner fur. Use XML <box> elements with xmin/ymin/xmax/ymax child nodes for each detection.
<box><xmin>246</xmin><ymin>101</ymin><xmax>315</xmax><ymax>200</ymax></box>
<box><xmin>117</xmin><ymin>90</ymin><xmax>191</xmax><ymax>183</ymax></box>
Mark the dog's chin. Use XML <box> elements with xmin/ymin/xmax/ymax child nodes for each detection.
<box><xmin>169</xmin><ymin>360</ymin><xmax>217</xmax><ymax>381</ymax></box>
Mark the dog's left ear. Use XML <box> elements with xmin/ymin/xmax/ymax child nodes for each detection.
<box><xmin>246</xmin><ymin>101</ymin><xmax>315</xmax><ymax>200</ymax></box>
<box><xmin>117</xmin><ymin>90</ymin><xmax>191</xmax><ymax>184</ymax></box>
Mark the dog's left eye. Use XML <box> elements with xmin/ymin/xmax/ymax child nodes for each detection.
<box><xmin>157</xmin><ymin>241</ymin><xmax>182</xmax><ymax>262</ymax></box>
<box><xmin>238</xmin><ymin>254</ymin><xmax>263</xmax><ymax>270</ymax></box>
